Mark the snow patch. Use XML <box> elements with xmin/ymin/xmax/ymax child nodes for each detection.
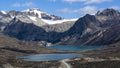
<box><xmin>98</xmin><ymin>31</ymin><xmax>103</xmax><ymax>36</ymax></box>
<box><xmin>1</xmin><ymin>11</ymin><xmax>7</xmax><ymax>14</ymax></box>
<box><xmin>86</xmin><ymin>28</ymin><xmax>92</xmax><ymax>32</ymax></box>
<box><xmin>28</xmin><ymin>16</ymin><xmax>37</xmax><ymax>21</ymax></box>
<box><xmin>0</xmin><ymin>26</ymin><xmax>5</xmax><ymax>31</ymax></box>
<box><xmin>41</xmin><ymin>18</ymin><xmax>78</xmax><ymax>25</ymax></box>
<box><xmin>24</xmin><ymin>8</ymin><xmax>45</xmax><ymax>18</ymax></box>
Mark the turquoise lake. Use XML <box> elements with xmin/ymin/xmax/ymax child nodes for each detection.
<box><xmin>19</xmin><ymin>54</ymin><xmax>82</xmax><ymax>61</ymax></box>
<box><xmin>19</xmin><ymin>45</ymin><xmax>103</xmax><ymax>61</ymax></box>
<box><xmin>46</xmin><ymin>45</ymin><xmax>103</xmax><ymax>51</ymax></box>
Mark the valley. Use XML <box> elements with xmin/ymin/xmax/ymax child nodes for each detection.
<box><xmin>0</xmin><ymin>8</ymin><xmax>120</xmax><ymax>68</ymax></box>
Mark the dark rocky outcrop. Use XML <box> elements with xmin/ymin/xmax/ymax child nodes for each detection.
<box><xmin>3</xmin><ymin>18</ymin><xmax>62</xmax><ymax>43</ymax></box>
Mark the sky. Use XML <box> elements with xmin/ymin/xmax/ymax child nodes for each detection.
<box><xmin>0</xmin><ymin>0</ymin><xmax>120</xmax><ymax>19</ymax></box>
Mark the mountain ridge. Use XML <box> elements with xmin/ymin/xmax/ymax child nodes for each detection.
<box><xmin>1</xmin><ymin>8</ymin><xmax>120</xmax><ymax>46</ymax></box>
<box><xmin>0</xmin><ymin>8</ymin><xmax>77</xmax><ymax>32</ymax></box>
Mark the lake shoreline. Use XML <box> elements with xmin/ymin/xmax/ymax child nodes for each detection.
<box><xmin>0</xmin><ymin>44</ymin><xmax>120</xmax><ymax>68</ymax></box>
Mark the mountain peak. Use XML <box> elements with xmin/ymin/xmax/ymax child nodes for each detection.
<box><xmin>23</xmin><ymin>8</ymin><xmax>45</xmax><ymax>18</ymax></box>
<box><xmin>0</xmin><ymin>11</ymin><xmax>7</xmax><ymax>14</ymax></box>
<box><xmin>24</xmin><ymin>8</ymin><xmax>43</xmax><ymax>12</ymax></box>
<box><xmin>23</xmin><ymin>8</ymin><xmax>63</xmax><ymax>20</ymax></box>
<box><xmin>96</xmin><ymin>8</ymin><xmax>120</xmax><ymax>16</ymax></box>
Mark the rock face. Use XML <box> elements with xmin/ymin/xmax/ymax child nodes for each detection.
<box><xmin>58</xmin><ymin>8</ymin><xmax>120</xmax><ymax>45</ymax></box>
<box><xmin>42</xmin><ymin>21</ymin><xmax>75</xmax><ymax>32</ymax></box>
<box><xmin>3</xmin><ymin>18</ymin><xmax>62</xmax><ymax>43</ymax></box>
<box><xmin>2</xmin><ymin>8</ymin><xmax>120</xmax><ymax>45</ymax></box>
<box><xmin>57</xmin><ymin>14</ymin><xmax>102</xmax><ymax>45</ymax></box>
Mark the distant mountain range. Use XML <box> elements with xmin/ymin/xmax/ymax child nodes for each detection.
<box><xmin>0</xmin><ymin>8</ymin><xmax>120</xmax><ymax>46</ymax></box>
<box><xmin>0</xmin><ymin>8</ymin><xmax>77</xmax><ymax>29</ymax></box>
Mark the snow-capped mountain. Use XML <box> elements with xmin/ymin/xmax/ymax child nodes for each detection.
<box><xmin>0</xmin><ymin>8</ymin><xmax>78</xmax><ymax>30</ymax></box>
<box><xmin>0</xmin><ymin>8</ymin><xmax>78</xmax><ymax>32</ymax></box>
<box><xmin>23</xmin><ymin>8</ymin><xmax>78</xmax><ymax>25</ymax></box>
<box><xmin>1</xmin><ymin>8</ymin><xmax>120</xmax><ymax>46</ymax></box>
<box><xmin>24</xmin><ymin>8</ymin><xmax>63</xmax><ymax>20</ymax></box>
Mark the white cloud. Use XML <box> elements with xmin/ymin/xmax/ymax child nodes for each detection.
<box><xmin>57</xmin><ymin>6</ymin><xmax>98</xmax><ymax>15</ymax></box>
<box><xmin>109</xmin><ymin>6</ymin><xmax>120</xmax><ymax>10</ymax></box>
<box><xmin>57</xmin><ymin>8</ymin><xmax>75</xmax><ymax>13</ymax></box>
<box><xmin>13</xmin><ymin>3</ymin><xmax>21</xmax><ymax>7</ymax></box>
<box><xmin>12</xmin><ymin>2</ymin><xmax>35</xmax><ymax>7</ymax></box>
<box><xmin>77</xmin><ymin>6</ymin><xmax>98</xmax><ymax>15</ymax></box>
<box><xmin>63</xmin><ymin>0</ymin><xmax>112</xmax><ymax>4</ymax></box>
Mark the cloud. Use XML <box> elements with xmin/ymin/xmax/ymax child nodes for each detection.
<box><xmin>57</xmin><ymin>8</ymin><xmax>74</xmax><ymax>13</ymax></box>
<box><xmin>57</xmin><ymin>6</ymin><xmax>98</xmax><ymax>15</ymax></box>
<box><xmin>63</xmin><ymin>0</ymin><xmax>112</xmax><ymax>4</ymax></box>
<box><xmin>109</xmin><ymin>6</ymin><xmax>120</xmax><ymax>10</ymax></box>
<box><xmin>12</xmin><ymin>2</ymin><xmax>35</xmax><ymax>7</ymax></box>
